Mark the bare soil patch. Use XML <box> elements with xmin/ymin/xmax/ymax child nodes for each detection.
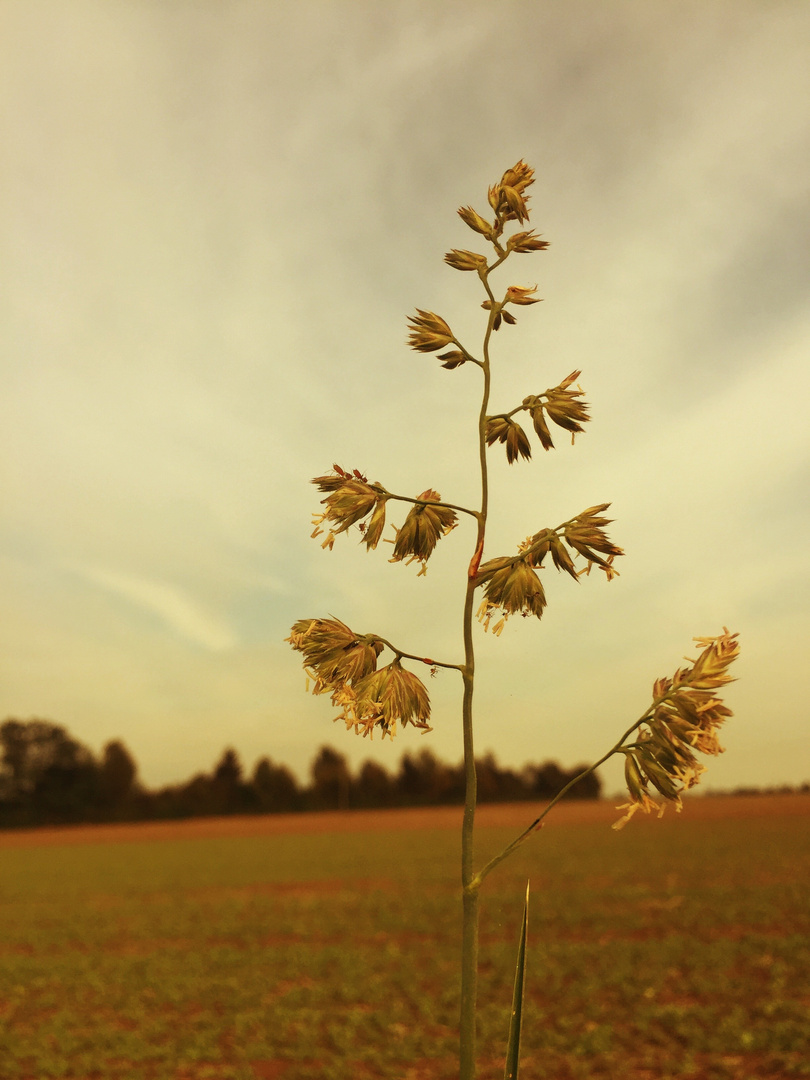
<box><xmin>0</xmin><ymin>792</ymin><xmax>807</xmax><ymax>849</ymax></box>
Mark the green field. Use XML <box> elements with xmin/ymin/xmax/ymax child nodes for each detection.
<box><xmin>1</xmin><ymin>798</ymin><xmax>809</xmax><ymax>1079</ymax></box>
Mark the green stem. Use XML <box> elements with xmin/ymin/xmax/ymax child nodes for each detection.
<box><xmin>371</xmin><ymin>636</ymin><xmax>464</xmax><ymax>673</ymax></box>
<box><xmin>459</xmin><ymin>282</ymin><xmax>495</xmax><ymax>1080</ymax></box>
<box><xmin>460</xmin><ymin>644</ymin><xmax>478</xmax><ymax>1080</ymax></box>
<box><xmin>372</xmin><ymin>487</ymin><xmax>481</xmax><ymax>521</ymax></box>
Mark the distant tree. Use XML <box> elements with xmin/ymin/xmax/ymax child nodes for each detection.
<box><xmin>210</xmin><ymin>748</ymin><xmax>250</xmax><ymax>814</ymax></box>
<box><xmin>476</xmin><ymin>752</ymin><xmax>511</xmax><ymax>803</ymax></box>
<box><xmin>525</xmin><ymin>760</ymin><xmax>601</xmax><ymax>801</ymax></box>
<box><xmin>0</xmin><ymin>718</ymin><xmax>99</xmax><ymax>824</ymax></box>
<box><xmin>396</xmin><ymin>750</ymin><xmax>429</xmax><ymax>805</ymax></box>
<box><xmin>252</xmin><ymin>757</ymin><xmax>300</xmax><ymax>812</ymax></box>
<box><xmin>566</xmin><ymin>764</ymin><xmax>601</xmax><ymax>799</ymax></box>
<box><xmin>0</xmin><ymin>719</ymin><xmax>28</xmax><ymax>801</ymax></box>
<box><xmin>354</xmin><ymin>760</ymin><xmax>394</xmax><ymax>809</ymax></box>
<box><xmin>487</xmin><ymin>759</ymin><xmax>532</xmax><ymax>802</ymax></box>
<box><xmin>528</xmin><ymin>761</ymin><xmax>569</xmax><ymax>800</ymax></box>
<box><xmin>175</xmin><ymin>773</ymin><xmax>217</xmax><ymax>817</ymax></box>
<box><xmin>0</xmin><ymin>717</ymin><xmax>604</xmax><ymax>829</ymax></box>
<box><xmin>310</xmin><ymin>745</ymin><xmax>351</xmax><ymax>810</ymax></box>
<box><xmin>397</xmin><ymin>749</ymin><xmax>461</xmax><ymax>806</ymax></box>
<box><xmin>98</xmin><ymin>740</ymin><xmax>138</xmax><ymax>814</ymax></box>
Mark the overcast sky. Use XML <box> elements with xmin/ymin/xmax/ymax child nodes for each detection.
<box><xmin>2</xmin><ymin>1</ymin><xmax>809</xmax><ymax>796</ymax></box>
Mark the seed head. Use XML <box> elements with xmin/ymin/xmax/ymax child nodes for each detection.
<box><xmin>310</xmin><ymin>468</ymin><xmax>387</xmax><ymax>548</ymax></box>
<box><xmin>485</xmin><ymin>416</ymin><xmax>532</xmax><ymax>463</ymax></box>
<box><xmin>317</xmin><ymin>477</ymin><xmax>377</xmax><ymax>532</ymax></box>
<box><xmin>563</xmin><ymin>505</ymin><xmax>624</xmax><ymax>575</ymax></box>
<box><xmin>613</xmin><ymin>629</ymin><xmax>740</xmax><ymax>828</ymax></box>
<box><xmin>457</xmin><ymin>204</ymin><xmax>493</xmax><ymax>238</ymax></box>
<box><xmin>437</xmin><ymin>349</ymin><xmax>467</xmax><ymax>370</ymax></box>
<box><xmin>488</xmin><ymin>160</ymin><xmax>536</xmax><ymax>224</ymax></box>
<box><xmin>287</xmin><ymin>618</ymin><xmax>383</xmax><ymax>694</ymax></box>
<box><xmin>540</xmin><ymin>372</ymin><xmax>590</xmax><ymax>440</ymax></box>
<box><xmin>505</xmin><ymin>285</ymin><xmax>541</xmax><ymax>306</ymax></box>
<box><xmin>507</xmin><ymin>230</ymin><xmax>550</xmax><ymax>254</ymax></box>
<box><xmin>348</xmin><ymin>660</ymin><xmax>432</xmax><ymax>738</ymax></box>
<box><xmin>444</xmin><ymin>249</ymin><xmax>488</xmax><ymax>272</ymax></box>
<box><xmin>407</xmin><ymin>309</ymin><xmax>455</xmax><ymax>353</ymax></box>
<box><xmin>389</xmin><ymin>490</ymin><xmax>458</xmax><ymax>573</ymax></box>
<box><xmin>477</xmin><ymin>557</ymin><xmax>547</xmax><ymax>627</ymax></box>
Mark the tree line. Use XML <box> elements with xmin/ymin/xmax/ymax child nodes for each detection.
<box><xmin>0</xmin><ymin>717</ymin><xmax>601</xmax><ymax>829</ymax></box>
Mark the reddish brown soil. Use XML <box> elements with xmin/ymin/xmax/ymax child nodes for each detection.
<box><xmin>0</xmin><ymin>792</ymin><xmax>807</xmax><ymax>849</ymax></box>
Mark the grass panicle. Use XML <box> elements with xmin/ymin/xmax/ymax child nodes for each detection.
<box><xmin>287</xmin><ymin>161</ymin><xmax>739</xmax><ymax>1079</ymax></box>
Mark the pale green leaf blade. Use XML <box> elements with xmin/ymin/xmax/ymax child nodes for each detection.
<box><xmin>504</xmin><ymin>880</ymin><xmax>529</xmax><ymax>1080</ymax></box>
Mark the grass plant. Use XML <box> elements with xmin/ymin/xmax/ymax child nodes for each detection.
<box><xmin>286</xmin><ymin>162</ymin><xmax>740</xmax><ymax>1076</ymax></box>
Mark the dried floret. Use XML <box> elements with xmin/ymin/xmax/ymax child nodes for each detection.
<box><xmin>507</xmin><ymin>230</ymin><xmax>550</xmax><ymax>253</ymax></box>
<box><xmin>505</xmin><ymin>285</ymin><xmax>541</xmax><ymax>306</ymax></box>
<box><xmin>485</xmin><ymin>417</ymin><xmax>532</xmax><ymax>463</ymax></box>
<box><xmin>287</xmin><ymin>618</ymin><xmax>382</xmax><ymax>694</ymax></box>
<box><xmin>348</xmin><ymin>660</ymin><xmax>432</xmax><ymax>737</ymax></box>
<box><xmin>407</xmin><ymin>309</ymin><xmax>455</xmax><ymax>352</ymax></box>
<box><xmin>390</xmin><ymin>490</ymin><xmax>458</xmax><ymax>574</ymax></box>
<box><xmin>444</xmin><ymin>249</ymin><xmax>488</xmax><ymax>272</ymax></box>
<box><xmin>437</xmin><ymin>349</ymin><xmax>467</xmax><ymax>370</ymax></box>
<box><xmin>457</xmin><ymin>204</ymin><xmax>493</xmax><ymax>237</ymax></box>
<box><xmin>309</xmin><ymin>467</ymin><xmax>387</xmax><ymax>550</ymax></box>
<box><xmin>488</xmin><ymin>161</ymin><xmax>536</xmax><ymax>224</ymax></box>
<box><xmin>477</xmin><ymin>558</ymin><xmax>546</xmax><ymax>625</ymax></box>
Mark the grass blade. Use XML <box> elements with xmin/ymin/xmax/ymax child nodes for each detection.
<box><xmin>504</xmin><ymin>880</ymin><xmax>529</xmax><ymax>1080</ymax></box>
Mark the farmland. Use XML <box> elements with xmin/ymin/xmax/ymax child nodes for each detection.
<box><xmin>1</xmin><ymin>795</ymin><xmax>809</xmax><ymax>1079</ymax></box>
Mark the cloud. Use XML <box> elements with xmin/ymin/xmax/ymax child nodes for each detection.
<box><xmin>71</xmin><ymin>565</ymin><xmax>237</xmax><ymax>652</ymax></box>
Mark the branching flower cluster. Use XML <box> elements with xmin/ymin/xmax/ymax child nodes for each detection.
<box><xmin>485</xmin><ymin>369</ymin><xmax>590</xmax><ymax>462</ymax></box>
<box><xmin>614</xmin><ymin>628</ymin><xmax>740</xmax><ymax>828</ymax></box>
<box><xmin>287</xmin><ymin>617</ymin><xmax>432</xmax><ymax>738</ymax></box>
<box><xmin>476</xmin><ymin>505</ymin><xmax>623</xmax><ymax>635</ymax></box>
<box><xmin>288</xmin><ymin>159</ymin><xmax>740</xmax><ymax>1079</ymax></box>
<box><xmin>310</xmin><ymin>464</ymin><xmax>459</xmax><ymax>574</ymax></box>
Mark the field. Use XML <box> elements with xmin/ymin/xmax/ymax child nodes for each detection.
<box><xmin>1</xmin><ymin>795</ymin><xmax>809</xmax><ymax>1080</ymax></box>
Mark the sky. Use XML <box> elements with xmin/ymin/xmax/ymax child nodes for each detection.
<box><xmin>2</xmin><ymin>1</ymin><xmax>809</xmax><ymax>796</ymax></box>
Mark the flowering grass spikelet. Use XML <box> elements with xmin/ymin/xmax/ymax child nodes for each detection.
<box><xmin>361</xmin><ymin>496</ymin><xmax>388</xmax><ymax>550</ymax></box>
<box><xmin>308</xmin><ymin>467</ymin><xmax>391</xmax><ymax>551</ymax></box>
<box><xmin>457</xmin><ymin>204</ymin><xmax>493</xmax><ymax>238</ymax></box>
<box><xmin>488</xmin><ymin>160</ymin><xmax>535</xmax><ymax>224</ymax></box>
<box><xmin>437</xmin><ymin>349</ymin><xmax>467</xmax><ymax>370</ymax></box>
<box><xmin>477</xmin><ymin>558</ymin><xmax>547</xmax><ymax>624</ymax></box>
<box><xmin>507</xmin><ymin>230</ymin><xmax>550</xmax><ymax>253</ymax></box>
<box><xmin>505</xmin><ymin>285</ymin><xmax>541</xmax><ymax>306</ymax></box>
<box><xmin>444</xmin><ymin>249</ymin><xmax>488</xmax><ymax>272</ymax></box>
<box><xmin>286</xmin><ymin>618</ymin><xmax>382</xmax><ymax>693</ymax></box>
<box><xmin>407</xmin><ymin>309</ymin><xmax>455</xmax><ymax>353</ymax></box>
<box><xmin>389</xmin><ymin>489</ymin><xmax>458</xmax><ymax>573</ymax></box>
<box><xmin>485</xmin><ymin>416</ymin><xmax>532</xmax><ymax>463</ymax></box>
<box><xmin>351</xmin><ymin>660</ymin><xmax>432</xmax><ymax>737</ymax></box>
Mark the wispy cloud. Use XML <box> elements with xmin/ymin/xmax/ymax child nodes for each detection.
<box><xmin>72</xmin><ymin>566</ymin><xmax>237</xmax><ymax>652</ymax></box>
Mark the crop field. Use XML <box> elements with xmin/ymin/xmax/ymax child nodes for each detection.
<box><xmin>1</xmin><ymin>795</ymin><xmax>809</xmax><ymax>1080</ymax></box>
